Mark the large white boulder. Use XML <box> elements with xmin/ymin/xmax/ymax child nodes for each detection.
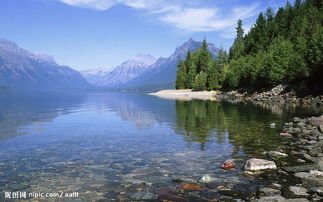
<box><xmin>244</xmin><ymin>158</ymin><xmax>277</xmax><ymax>172</ymax></box>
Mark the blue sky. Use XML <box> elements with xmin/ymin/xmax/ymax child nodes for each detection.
<box><xmin>0</xmin><ymin>0</ymin><xmax>291</xmax><ymax>70</ymax></box>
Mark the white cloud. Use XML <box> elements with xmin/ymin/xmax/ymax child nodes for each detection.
<box><xmin>58</xmin><ymin>0</ymin><xmax>121</xmax><ymax>10</ymax></box>
<box><xmin>56</xmin><ymin>0</ymin><xmax>261</xmax><ymax>36</ymax></box>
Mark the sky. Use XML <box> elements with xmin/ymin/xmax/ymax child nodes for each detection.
<box><xmin>0</xmin><ymin>0</ymin><xmax>291</xmax><ymax>71</ymax></box>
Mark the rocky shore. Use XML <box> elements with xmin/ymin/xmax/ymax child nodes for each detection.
<box><xmin>248</xmin><ymin>115</ymin><xmax>323</xmax><ymax>201</ymax></box>
<box><xmin>218</xmin><ymin>85</ymin><xmax>323</xmax><ymax>107</ymax></box>
<box><xmin>150</xmin><ymin>85</ymin><xmax>323</xmax><ymax>108</ymax></box>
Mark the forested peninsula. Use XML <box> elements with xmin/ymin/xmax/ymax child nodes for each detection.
<box><xmin>175</xmin><ymin>0</ymin><xmax>322</xmax><ymax>94</ymax></box>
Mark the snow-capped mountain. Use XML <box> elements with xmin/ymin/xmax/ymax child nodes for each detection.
<box><xmin>122</xmin><ymin>38</ymin><xmax>219</xmax><ymax>90</ymax></box>
<box><xmin>81</xmin><ymin>67</ymin><xmax>112</xmax><ymax>86</ymax></box>
<box><xmin>83</xmin><ymin>54</ymin><xmax>156</xmax><ymax>87</ymax></box>
<box><xmin>83</xmin><ymin>39</ymin><xmax>219</xmax><ymax>90</ymax></box>
<box><xmin>0</xmin><ymin>38</ymin><xmax>90</xmax><ymax>89</ymax></box>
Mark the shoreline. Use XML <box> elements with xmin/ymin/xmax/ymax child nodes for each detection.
<box><xmin>149</xmin><ymin>85</ymin><xmax>323</xmax><ymax>107</ymax></box>
<box><xmin>150</xmin><ymin>88</ymin><xmax>323</xmax><ymax>201</ymax></box>
<box><xmin>253</xmin><ymin>115</ymin><xmax>323</xmax><ymax>201</ymax></box>
<box><xmin>149</xmin><ymin>89</ymin><xmax>218</xmax><ymax>101</ymax></box>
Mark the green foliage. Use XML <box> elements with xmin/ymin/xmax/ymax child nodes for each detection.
<box><xmin>175</xmin><ymin>0</ymin><xmax>322</xmax><ymax>91</ymax></box>
<box><xmin>260</xmin><ymin>37</ymin><xmax>293</xmax><ymax>85</ymax></box>
<box><xmin>175</xmin><ymin>60</ymin><xmax>187</xmax><ymax>89</ymax></box>
<box><xmin>193</xmin><ymin>71</ymin><xmax>207</xmax><ymax>91</ymax></box>
<box><xmin>185</xmin><ymin>51</ymin><xmax>196</xmax><ymax>89</ymax></box>
<box><xmin>207</xmin><ymin>61</ymin><xmax>221</xmax><ymax>90</ymax></box>
<box><xmin>230</xmin><ymin>19</ymin><xmax>245</xmax><ymax>59</ymax></box>
<box><xmin>196</xmin><ymin>39</ymin><xmax>212</xmax><ymax>72</ymax></box>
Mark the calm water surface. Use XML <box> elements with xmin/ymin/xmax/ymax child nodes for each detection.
<box><xmin>0</xmin><ymin>91</ymin><xmax>321</xmax><ymax>201</ymax></box>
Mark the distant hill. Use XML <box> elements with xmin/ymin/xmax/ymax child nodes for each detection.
<box><xmin>0</xmin><ymin>39</ymin><xmax>90</xmax><ymax>89</ymax></box>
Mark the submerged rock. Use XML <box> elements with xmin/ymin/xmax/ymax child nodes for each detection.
<box><xmin>258</xmin><ymin>187</ymin><xmax>281</xmax><ymax>197</ymax></box>
<box><xmin>266</xmin><ymin>151</ymin><xmax>288</xmax><ymax>159</ymax></box>
<box><xmin>244</xmin><ymin>158</ymin><xmax>277</xmax><ymax>172</ymax></box>
<box><xmin>288</xmin><ymin>186</ymin><xmax>309</xmax><ymax>197</ymax></box>
<box><xmin>129</xmin><ymin>191</ymin><xmax>157</xmax><ymax>200</ymax></box>
<box><xmin>199</xmin><ymin>174</ymin><xmax>216</xmax><ymax>183</ymax></box>
<box><xmin>179</xmin><ymin>183</ymin><xmax>204</xmax><ymax>191</ymax></box>
<box><xmin>257</xmin><ymin>195</ymin><xmax>285</xmax><ymax>202</ymax></box>
<box><xmin>283</xmin><ymin>164</ymin><xmax>319</xmax><ymax>173</ymax></box>
<box><xmin>220</xmin><ymin>159</ymin><xmax>236</xmax><ymax>170</ymax></box>
<box><xmin>285</xmin><ymin>199</ymin><xmax>309</xmax><ymax>202</ymax></box>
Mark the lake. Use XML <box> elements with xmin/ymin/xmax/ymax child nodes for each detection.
<box><xmin>0</xmin><ymin>91</ymin><xmax>321</xmax><ymax>201</ymax></box>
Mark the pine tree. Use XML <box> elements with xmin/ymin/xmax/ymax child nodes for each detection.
<box><xmin>230</xmin><ymin>19</ymin><xmax>245</xmax><ymax>59</ymax></box>
<box><xmin>193</xmin><ymin>71</ymin><xmax>207</xmax><ymax>91</ymax></box>
<box><xmin>175</xmin><ymin>60</ymin><xmax>187</xmax><ymax>89</ymax></box>
<box><xmin>186</xmin><ymin>51</ymin><xmax>196</xmax><ymax>89</ymax></box>
<box><xmin>196</xmin><ymin>39</ymin><xmax>212</xmax><ymax>73</ymax></box>
<box><xmin>260</xmin><ymin>37</ymin><xmax>294</xmax><ymax>85</ymax></box>
<box><xmin>207</xmin><ymin>62</ymin><xmax>220</xmax><ymax>90</ymax></box>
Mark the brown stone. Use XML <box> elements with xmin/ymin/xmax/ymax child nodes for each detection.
<box><xmin>180</xmin><ymin>183</ymin><xmax>204</xmax><ymax>191</ymax></box>
<box><xmin>220</xmin><ymin>159</ymin><xmax>236</xmax><ymax>170</ymax></box>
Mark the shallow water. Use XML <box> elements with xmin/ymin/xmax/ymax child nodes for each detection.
<box><xmin>0</xmin><ymin>91</ymin><xmax>321</xmax><ymax>201</ymax></box>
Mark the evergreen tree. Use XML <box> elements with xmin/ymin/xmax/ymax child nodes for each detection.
<box><xmin>193</xmin><ymin>71</ymin><xmax>207</xmax><ymax>91</ymax></box>
<box><xmin>207</xmin><ymin>62</ymin><xmax>220</xmax><ymax>90</ymax></box>
<box><xmin>186</xmin><ymin>51</ymin><xmax>196</xmax><ymax>89</ymax></box>
<box><xmin>230</xmin><ymin>19</ymin><xmax>245</xmax><ymax>59</ymax></box>
<box><xmin>196</xmin><ymin>39</ymin><xmax>212</xmax><ymax>72</ymax></box>
<box><xmin>260</xmin><ymin>37</ymin><xmax>294</xmax><ymax>85</ymax></box>
<box><xmin>175</xmin><ymin>60</ymin><xmax>187</xmax><ymax>89</ymax></box>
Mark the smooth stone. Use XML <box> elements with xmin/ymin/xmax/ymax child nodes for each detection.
<box><xmin>244</xmin><ymin>158</ymin><xmax>277</xmax><ymax>172</ymax></box>
<box><xmin>288</xmin><ymin>186</ymin><xmax>309</xmax><ymax>197</ymax></box>
<box><xmin>285</xmin><ymin>199</ymin><xmax>309</xmax><ymax>202</ymax></box>
<box><xmin>297</xmin><ymin>159</ymin><xmax>306</xmax><ymax>163</ymax></box>
<box><xmin>293</xmin><ymin>128</ymin><xmax>302</xmax><ymax>134</ymax></box>
<box><xmin>319</xmin><ymin>125</ymin><xmax>323</xmax><ymax>133</ymax></box>
<box><xmin>318</xmin><ymin>160</ymin><xmax>323</xmax><ymax>171</ymax></box>
<box><xmin>303</xmin><ymin>154</ymin><xmax>316</xmax><ymax>163</ymax></box>
<box><xmin>199</xmin><ymin>174</ymin><xmax>217</xmax><ymax>183</ymax></box>
<box><xmin>294</xmin><ymin>172</ymin><xmax>310</xmax><ymax>179</ymax></box>
<box><xmin>267</xmin><ymin>151</ymin><xmax>288</xmax><ymax>158</ymax></box>
<box><xmin>158</xmin><ymin>193</ymin><xmax>187</xmax><ymax>202</ymax></box>
<box><xmin>179</xmin><ymin>183</ymin><xmax>204</xmax><ymax>191</ymax></box>
<box><xmin>309</xmin><ymin>147</ymin><xmax>322</xmax><ymax>156</ymax></box>
<box><xmin>220</xmin><ymin>159</ymin><xmax>236</xmax><ymax>170</ymax></box>
<box><xmin>129</xmin><ymin>192</ymin><xmax>157</xmax><ymax>200</ymax></box>
<box><xmin>283</xmin><ymin>164</ymin><xmax>319</xmax><ymax>173</ymax></box>
<box><xmin>270</xmin><ymin>123</ymin><xmax>276</xmax><ymax>128</ymax></box>
<box><xmin>258</xmin><ymin>187</ymin><xmax>281</xmax><ymax>197</ymax></box>
<box><xmin>308</xmin><ymin>140</ymin><xmax>317</xmax><ymax>144</ymax></box>
<box><xmin>309</xmin><ymin>170</ymin><xmax>323</xmax><ymax>177</ymax></box>
<box><xmin>280</xmin><ymin>132</ymin><xmax>292</xmax><ymax>137</ymax></box>
<box><xmin>257</xmin><ymin>195</ymin><xmax>285</xmax><ymax>202</ymax></box>
<box><xmin>271</xmin><ymin>183</ymin><xmax>282</xmax><ymax>189</ymax></box>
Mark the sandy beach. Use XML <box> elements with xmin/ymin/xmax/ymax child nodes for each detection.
<box><xmin>149</xmin><ymin>89</ymin><xmax>218</xmax><ymax>100</ymax></box>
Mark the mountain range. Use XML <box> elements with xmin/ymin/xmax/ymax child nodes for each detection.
<box><xmin>83</xmin><ymin>38</ymin><xmax>219</xmax><ymax>90</ymax></box>
<box><xmin>0</xmin><ymin>39</ymin><xmax>89</xmax><ymax>89</ymax></box>
<box><xmin>82</xmin><ymin>54</ymin><xmax>156</xmax><ymax>87</ymax></box>
<box><xmin>0</xmin><ymin>38</ymin><xmax>219</xmax><ymax>90</ymax></box>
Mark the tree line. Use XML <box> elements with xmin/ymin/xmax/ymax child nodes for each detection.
<box><xmin>176</xmin><ymin>0</ymin><xmax>322</xmax><ymax>92</ymax></box>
